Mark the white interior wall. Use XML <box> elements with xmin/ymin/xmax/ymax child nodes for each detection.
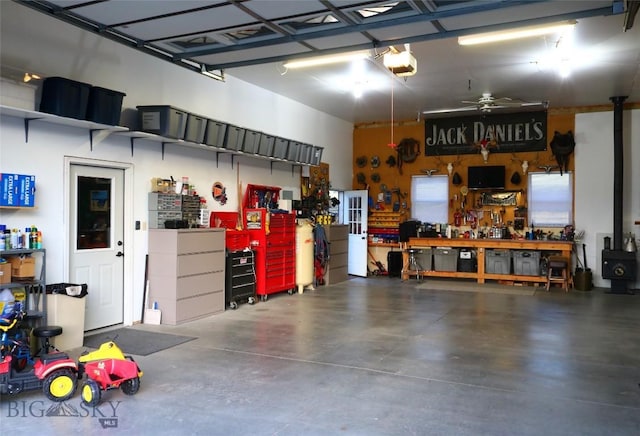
<box><xmin>575</xmin><ymin>109</ymin><xmax>639</xmax><ymax>289</ymax></box>
<box><xmin>0</xmin><ymin>2</ymin><xmax>352</xmax><ymax>324</ymax></box>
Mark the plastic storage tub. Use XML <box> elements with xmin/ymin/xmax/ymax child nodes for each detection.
<box><xmin>310</xmin><ymin>146</ymin><xmax>323</xmax><ymax>166</ymax></box>
<box><xmin>272</xmin><ymin>137</ymin><xmax>289</xmax><ymax>159</ymax></box>
<box><xmin>414</xmin><ymin>248</ymin><xmax>433</xmax><ymax>271</ymax></box>
<box><xmin>434</xmin><ymin>248</ymin><xmax>459</xmax><ymax>272</ymax></box>
<box><xmin>485</xmin><ymin>249</ymin><xmax>511</xmax><ymax>274</ymax></box>
<box><xmin>457</xmin><ymin>249</ymin><xmax>477</xmax><ymax>272</ymax></box>
<box><xmin>242</xmin><ymin>130</ymin><xmax>262</xmax><ymax>154</ymax></box>
<box><xmin>224</xmin><ymin>125</ymin><xmax>246</xmax><ymax>151</ymax></box>
<box><xmin>513</xmin><ymin>250</ymin><xmax>541</xmax><ymax>275</ymax></box>
<box><xmin>137</xmin><ymin>105</ymin><xmax>188</xmax><ymax>139</ymax></box>
<box><xmin>258</xmin><ymin>134</ymin><xmax>275</xmax><ymax>156</ymax></box>
<box><xmin>39</xmin><ymin>77</ymin><xmax>91</xmax><ymax>119</ymax></box>
<box><xmin>204</xmin><ymin>119</ymin><xmax>227</xmax><ymax>148</ymax></box>
<box><xmin>184</xmin><ymin>113</ymin><xmax>207</xmax><ymax>143</ymax></box>
<box><xmin>287</xmin><ymin>141</ymin><xmax>302</xmax><ymax>161</ymax></box>
<box><xmin>86</xmin><ymin>86</ymin><xmax>126</xmax><ymax>125</ymax></box>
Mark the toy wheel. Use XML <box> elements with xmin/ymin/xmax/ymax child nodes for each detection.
<box><xmin>43</xmin><ymin>369</ymin><xmax>77</xmax><ymax>402</ymax></box>
<box><xmin>121</xmin><ymin>377</ymin><xmax>140</xmax><ymax>395</ymax></box>
<box><xmin>81</xmin><ymin>379</ymin><xmax>102</xmax><ymax>407</ymax></box>
<box><xmin>230</xmin><ymin>301</ymin><xmax>238</xmax><ymax>310</ymax></box>
<box><xmin>248</xmin><ymin>297</ymin><xmax>255</xmax><ymax>305</ymax></box>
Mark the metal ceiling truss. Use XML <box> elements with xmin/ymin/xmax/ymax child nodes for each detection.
<box><xmin>15</xmin><ymin>0</ymin><xmax>615</xmax><ymax>79</ymax></box>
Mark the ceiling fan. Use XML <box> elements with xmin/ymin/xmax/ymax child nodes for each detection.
<box><xmin>423</xmin><ymin>92</ymin><xmax>548</xmax><ymax>115</ymax></box>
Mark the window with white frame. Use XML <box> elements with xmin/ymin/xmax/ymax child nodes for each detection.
<box><xmin>528</xmin><ymin>171</ymin><xmax>573</xmax><ymax>227</ymax></box>
<box><xmin>411</xmin><ymin>175</ymin><xmax>448</xmax><ymax>223</ymax></box>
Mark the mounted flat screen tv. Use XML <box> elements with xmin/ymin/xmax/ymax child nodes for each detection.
<box><xmin>468</xmin><ymin>165</ymin><xmax>506</xmax><ymax>190</ymax></box>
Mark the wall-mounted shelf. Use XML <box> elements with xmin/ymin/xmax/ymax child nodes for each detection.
<box><xmin>0</xmin><ymin>105</ymin><xmax>128</xmax><ymax>148</ymax></box>
<box><xmin>0</xmin><ymin>105</ymin><xmax>321</xmax><ymax>169</ymax></box>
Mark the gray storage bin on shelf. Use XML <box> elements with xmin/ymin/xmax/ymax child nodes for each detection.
<box><xmin>204</xmin><ymin>119</ymin><xmax>227</xmax><ymax>148</ymax></box>
<box><xmin>298</xmin><ymin>143</ymin><xmax>313</xmax><ymax>163</ymax></box>
<box><xmin>242</xmin><ymin>130</ymin><xmax>262</xmax><ymax>154</ymax></box>
<box><xmin>434</xmin><ymin>248</ymin><xmax>459</xmax><ymax>272</ymax></box>
<box><xmin>184</xmin><ymin>113</ymin><xmax>207</xmax><ymax>143</ymax></box>
<box><xmin>272</xmin><ymin>137</ymin><xmax>289</xmax><ymax>159</ymax></box>
<box><xmin>224</xmin><ymin>125</ymin><xmax>246</xmax><ymax>151</ymax></box>
<box><xmin>137</xmin><ymin>105</ymin><xmax>188</xmax><ymax>139</ymax></box>
<box><xmin>310</xmin><ymin>146</ymin><xmax>323</xmax><ymax>165</ymax></box>
<box><xmin>513</xmin><ymin>250</ymin><xmax>541</xmax><ymax>275</ymax></box>
<box><xmin>485</xmin><ymin>249</ymin><xmax>511</xmax><ymax>274</ymax></box>
<box><xmin>258</xmin><ymin>134</ymin><xmax>275</xmax><ymax>156</ymax></box>
<box><xmin>414</xmin><ymin>248</ymin><xmax>433</xmax><ymax>271</ymax></box>
<box><xmin>287</xmin><ymin>141</ymin><xmax>302</xmax><ymax>161</ymax></box>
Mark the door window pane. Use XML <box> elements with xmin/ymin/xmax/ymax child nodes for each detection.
<box><xmin>77</xmin><ymin>176</ymin><xmax>111</xmax><ymax>249</ymax></box>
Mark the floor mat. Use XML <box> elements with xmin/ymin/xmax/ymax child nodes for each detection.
<box><xmin>415</xmin><ymin>279</ymin><xmax>537</xmax><ymax>296</ymax></box>
<box><xmin>83</xmin><ymin>328</ymin><xmax>197</xmax><ymax>356</ymax></box>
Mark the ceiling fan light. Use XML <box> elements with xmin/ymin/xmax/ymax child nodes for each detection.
<box><xmin>458</xmin><ymin>20</ymin><xmax>577</xmax><ymax>46</ymax></box>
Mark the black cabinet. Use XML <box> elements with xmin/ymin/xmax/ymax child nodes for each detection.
<box><xmin>225</xmin><ymin>250</ymin><xmax>257</xmax><ymax>309</ymax></box>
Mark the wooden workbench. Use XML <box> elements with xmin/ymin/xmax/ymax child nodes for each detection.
<box><xmin>404</xmin><ymin>238</ymin><xmax>574</xmax><ymax>284</ymax></box>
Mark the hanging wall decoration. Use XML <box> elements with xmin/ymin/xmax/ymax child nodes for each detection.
<box><xmin>212</xmin><ymin>181</ymin><xmax>227</xmax><ymax>205</ymax></box>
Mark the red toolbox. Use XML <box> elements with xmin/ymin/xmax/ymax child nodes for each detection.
<box><xmin>210</xmin><ymin>211</ymin><xmax>250</xmax><ymax>252</ymax></box>
<box><xmin>244</xmin><ymin>205</ymin><xmax>296</xmax><ymax>301</ymax></box>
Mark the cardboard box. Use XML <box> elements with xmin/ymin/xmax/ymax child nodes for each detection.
<box><xmin>7</xmin><ymin>256</ymin><xmax>36</xmax><ymax>279</ymax></box>
<box><xmin>1</xmin><ymin>173</ymin><xmax>19</xmax><ymax>206</ymax></box>
<box><xmin>0</xmin><ymin>263</ymin><xmax>11</xmax><ymax>284</ymax></box>
<box><xmin>0</xmin><ymin>173</ymin><xmax>35</xmax><ymax>207</ymax></box>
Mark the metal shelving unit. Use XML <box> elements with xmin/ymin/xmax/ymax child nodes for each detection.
<box><xmin>1</xmin><ymin>248</ymin><xmax>47</xmax><ymax>325</ymax></box>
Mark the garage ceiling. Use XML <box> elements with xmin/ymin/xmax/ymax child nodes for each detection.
<box><xmin>16</xmin><ymin>0</ymin><xmax>640</xmax><ymax>123</ymax></box>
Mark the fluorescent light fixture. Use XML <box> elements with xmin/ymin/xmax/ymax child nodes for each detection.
<box><xmin>283</xmin><ymin>52</ymin><xmax>369</xmax><ymax>69</ymax></box>
<box><xmin>458</xmin><ymin>20</ymin><xmax>577</xmax><ymax>45</ymax></box>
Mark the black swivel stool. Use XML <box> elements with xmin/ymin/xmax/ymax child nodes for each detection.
<box><xmin>33</xmin><ymin>325</ymin><xmax>63</xmax><ymax>356</ymax></box>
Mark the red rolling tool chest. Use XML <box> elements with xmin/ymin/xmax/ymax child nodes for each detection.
<box><xmin>243</xmin><ymin>184</ymin><xmax>296</xmax><ymax>301</ymax></box>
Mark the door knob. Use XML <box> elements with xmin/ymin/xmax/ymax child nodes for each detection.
<box><xmin>116</xmin><ymin>251</ymin><xmax>124</xmax><ymax>257</ymax></box>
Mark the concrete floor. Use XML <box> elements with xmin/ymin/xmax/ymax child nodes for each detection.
<box><xmin>3</xmin><ymin>277</ymin><xmax>640</xmax><ymax>435</ymax></box>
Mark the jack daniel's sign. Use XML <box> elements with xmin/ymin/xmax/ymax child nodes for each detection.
<box><xmin>424</xmin><ymin>111</ymin><xmax>547</xmax><ymax>156</ymax></box>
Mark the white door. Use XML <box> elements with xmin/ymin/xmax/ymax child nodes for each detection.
<box><xmin>343</xmin><ymin>190</ymin><xmax>368</xmax><ymax>277</ymax></box>
<box><xmin>69</xmin><ymin>165</ymin><xmax>124</xmax><ymax>331</ymax></box>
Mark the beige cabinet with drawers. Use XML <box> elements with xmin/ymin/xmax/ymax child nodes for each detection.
<box><xmin>323</xmin><ymin>225</ymin><xmax>349</xmax><ymax>285</ymax></box>
<box><xmin>148</xmin><ymin>228</ymin><xmax>225</xmax><ymax>324</ymax></box>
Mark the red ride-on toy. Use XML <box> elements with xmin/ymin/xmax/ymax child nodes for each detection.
<box><xmin>78</xmin><ymin>341</ymin><xmax>143</xmax><ymax>407</ymax></box>
<box><xmin>0</xmin><ymin>310</ymin><xmax>78</xmax><ymax>401</ymax></box>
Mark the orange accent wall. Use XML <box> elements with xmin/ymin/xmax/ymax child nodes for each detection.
<box><xmin>353</xmin><ymin>112</ymin><xmax>575</xmax><ymax>226</ymax></box>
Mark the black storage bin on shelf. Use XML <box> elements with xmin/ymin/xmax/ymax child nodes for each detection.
<box><xmin>137</xmin><ymin>105</ymin><xmax>188</xmax><ymax>139</ymax></box>
<box><xmin>287</xmin><ymin>141</ymin><xmax>302</xmax><ymax>161</ymax></box>
<box><xmin>86</xmin><ymin>86</ymin><xmax>126</xmax><ymax>125</ymax></box>
<box><xmin>457</xmin><ymin>249</ymin><xmax>477</xmax><ymax>272</ymax></box>
<box><xmin>39</xmin><ymin>77</ymin><xmax>91</xmax><ymax>120</ymax></box>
